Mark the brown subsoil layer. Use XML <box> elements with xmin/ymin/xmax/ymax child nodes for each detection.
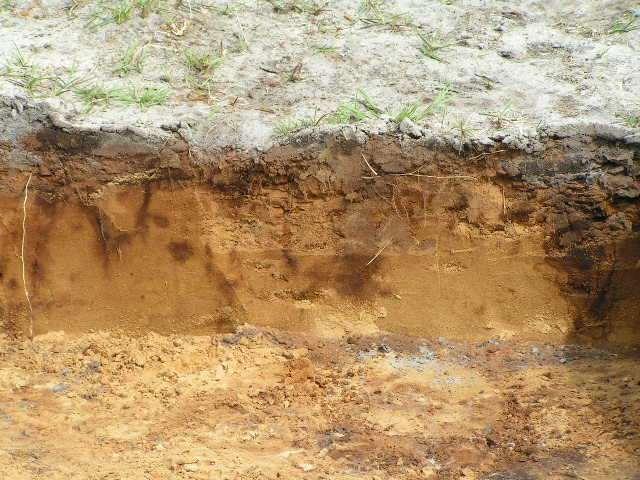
<box><xmin>0</xmin><ymin>326</ymin><xmax>638</xmax><ymax>479</ymax></box>
<box><xmin>1</xmin><ymin>132</ymin><xmax>639</xmax><ymax>344</ymax></box>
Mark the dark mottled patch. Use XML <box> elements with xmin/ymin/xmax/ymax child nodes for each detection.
<box><xmin>229</xmin><ymin>248</ymin><xmax>241</xmax><ymax>266</ymax></box>
<box><xmin>481</xmin><ymin>471</ymin><xmax>537</xmax><ymax>480</ymax></box>
<box><xmin>31</xmin><ymin>128</ymin><xmax>100</xmax><ymax>153</ymax></box>
<box><xmin>282</xmin><ymin>249</ymin><xmax>299</xmax><ymax>271</ymax></box>
<box><xmin>567</xmin><ymin>246</ymin><xmax>597</xmax><ymax>271</ymax></box>
<box><xmin>151</xmin><ymin>214</ymin><xmax>170</xmax><ymax>228</ymax></box>
<box><xmin>547</xmin><ymin>236</ymin><xmax>640</xmax><ymax>344</ymax></box>
<box><xmin>474</xmin><ymin>304</ymin><xmax>486</xmax><ymax>316</ymax></box>
<box><xmin>202</xmin><ymin>256</ymin><xmax>247</xmax><ymax>330</ymax></box>
<box><xmin>86</xmin><ymin>206</ymin><xmax>132</xmax><ymax>270</ymax></box>
<box><xmin>30</xmin><ymin>259</ymin><xmax>44</xmax><ymax>284</ymax></box>
<box><xmin>135</xmin><ymin>184</ymin><xmax>153</xmax><ymax>230</ymax></box>
<box><xmin>509</xmin><ymin>200</ymin><xmax>535</xmax><ymax>223</ymax></box>
<box><xmin>26</xmin><ymin>197</ymin><xmax>61</xmax><ymax>292</ymax></box>
<box><xmin>303</xmin><ymin>252</ymin><xmax>383</xmax><ymax>299</ymax></box>
<box><xmin>168</xmin><ymin>241</ymin><xmax>194</xmax><ymax>262</ymax></box>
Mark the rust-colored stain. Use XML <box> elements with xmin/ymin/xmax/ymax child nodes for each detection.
<box><xmin>167</xmin><ymin>240</ymin><xmax>194</xmax><ymax>262</ymax></box>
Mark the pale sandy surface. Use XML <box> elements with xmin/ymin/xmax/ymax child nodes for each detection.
<box><xmin>1</xmin><ymin>0</ymin><xmax>638</xmax><ymax>149</ymax></box>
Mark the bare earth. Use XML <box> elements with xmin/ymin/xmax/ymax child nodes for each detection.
<box><xmin>0</xmin><ymin>1</ymin><xmax>639</xmax><ymax>479</ymax></box>
<box><xmin>1</xmin><ymin>0</ymin><xmax>639</xmax><ymax>149</ymax></box>
<box><xmin>1</xmin><ymin>325</ymin><xmax>638</xmax><ymax>479</ymax></box>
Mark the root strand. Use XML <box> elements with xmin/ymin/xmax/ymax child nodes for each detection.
<box><xmin>20</xmin><ymin>173</ymin><xmax>34</xmax><ymax>339</ymax></box>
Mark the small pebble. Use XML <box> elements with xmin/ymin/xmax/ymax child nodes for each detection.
<box><xmin>298</xmin><ymin>463</ymin><xmax>316</xmax><ymax>472</ymax></box>
<box><xmin>51</xmin><ymin>384</ymin><xmax>68</xmax><ymax>394</ymax></box>
<box><xmin>183</xmin><ymin>463</ymin><xmax>199</xmax><ymax>472</ymax></box>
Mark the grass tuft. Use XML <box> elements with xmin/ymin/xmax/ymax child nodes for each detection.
<box><xmin>184</xmin><ymin>49</ymin><xmax>224</xmax><ymax>102</ymax></box>
<box><xmin>608</xmin><ymin>12</ymin><xmax>639</xmax><ymax>34</ymax></box>
<box><xmin>50</xmin><ymin>71</ymin><xmax>87</xmax><ymax>96</ymax></box>
<box><xmin>481</xmin><ymin>103</ymin><xmax>519</xmax><ymax>128</ymax></box>
<box><xmin>329</xmin><ymin>89</ymin><xmax>383</xmax><ymax>124</ymax></box>
<box><xmin>275</xmin><ymin>84</ymin><xmax>455</xmax><ymax>135</ymax></box>
<box><xmin>115</xmin><ymin>41</ymin><xmax>147</xmax><ymax>76</ymax></box>
<box><xmin>1</xmin><ymin>49</ymin><xmax>88</xmax><ymax>97</ymax></box>
<box><xmin>185</xmin><ymin>49</ymin><xmax>224</xmax><ymax>74</ymax></box>
<box><xmin>135</xmin><ymin>0</ymin><xmax>160</xmax><ymax>17</ymax></box>
<box><xmin>622</xmin><ymin>114</ymin><xmax>639</xmax><ymax>128</ymax></box>
<box><xmin>1</xmin><ymin>49</ymin><xmax>42</xmax><ymax>93</ymax></box>
<box><xmin>86</xmin><ymin>0</ymin><xmax>163</xmax><ymax>28</ymax></box>
<box><xmin>358</xmin><ymin>0</ymin><xmax>385</xmax><ymax>14</ymax></box>
<box><xmin>358</xmin><ymin>0</ymin><xmax>413</xmax><ymax>31</ymax></box>
<box><xmin>451</xmin><ymin>117</ymin><xmax>476</xmax><ymax>153</ymax></box>
<box><xmin>1</xmin><ymin>0</ymin><xmax>16</xmax><ymax>12</ymax></box>
<box><xmin>312</xmin><ymin>45</ymin><xmax>339</xmax><ymax>55</ymax></box>
<box><xmin>86</xmin><ymin>1</ymin><xmax>134</xmax><ymax>28</ymax></box>
<box><xmin>5</xmin><ymin>48</ymin><xmax>30</xmax><ymax>69</ymax></box>
<box><xmin>274</xmin><ymin>110</ymin><xmax>326</xmax><ymax>137</ymax></box>
<box><xmin>112</xmin><ymin>0</ymin><xmax>134</xmax><ymax>23</ymax></box>
<box><xmin>417</xmin><ymin>31</ymin><xmax>455</xmax><ymax>62</ymax></box>
<box><xmin>274</xmin><ymin>117</ymin><xmax>316</xmax><ymax>137</ymax></box>
<box><xmin>267</xmin><ymin>0</ymin><xmax>328</xmax><ymax>16</ymax></box>
<box><xmin>186</xmin><ymin>74</ymin><xmax>216</xmax><ymax>100</ymax></box>
<box><xmin>391</xmin><ymin>83</ymin><xmax>454</xmax><ymax>124</ymax></box>
<box><xmin>330</xmin><ymin>84</ymin><xmax>453</xmax><ymax>126</ymax></box>
<box><xmin>391</xmin><ymin>102</ymin><xmax>431</xmax><ymax>124</ymax></box>
<box><xmin>75</xmin><ymin>84</ymin><xmax>170</xmax><ymax>110</ymax></box>
<box><xmin>75</xmin><ymin>84</ymin><xmax>122</xmax><ymax>112</ymax></box>
<box><xmin>355</xmin><ymin>89</ymin><xmax>384</xmax><ymax>116</ymax></box>
<box><xmin>360</xmin><ymin>11</ymin><xmax>414</xmax><ymax>31</ymax></box>
<box><xmin>122</xmin><ymin>86</ymin><xmax>170</xmax><ymax>108</ymax></box>
<box><xmin>430</xmin><ymin>83</ymin><xmax>454</xmax><ymax>113</ymax></box>
<box><xmin>331</xmin><ymin>101</ymin><xmax>369</xmax><ymax>123</ymax></box>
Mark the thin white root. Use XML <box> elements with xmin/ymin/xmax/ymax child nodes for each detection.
<box><xmin>366</xmin><ymin>239</ymin><xmax>392</xmax><ymax>267</ymax></box>
<box><xmin>501</xmin><ymin>185</ymin><xmax>507</xmax><ymax>216</ymax></box>
<box><xmin>20</xmin><ymin>173</ymin><xmax>34</xmax><ymax>339</ymax></box>
<box><xmin>361</xmin><ymin>153</ymin><xmax>378</xmax><ymax>177</ymax></box>
<box><xmin>363</xmin><ymin>173</ymin><xmax>476</xmax><ymax>181</ymax></box>
<box><xmin>468</xmin><ymin>149</ymin><xmax>506</xmax><ymax>161</ymax></box>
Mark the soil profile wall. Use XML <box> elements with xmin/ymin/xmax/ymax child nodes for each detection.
<box><xmin>0</xmin><ymin>118</ymin><xmax>638</xmax><ymax>345</ymax></box>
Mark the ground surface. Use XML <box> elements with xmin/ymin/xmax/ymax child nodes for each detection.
<box><xmin>1</xmin><ymin>324</ymin><xmax>639</xmax><ymax>480</ymax></box>
<box><xmin>1</xmin><ymin>0</ymin><xmax>639</xmax><ymax>149</ymax></box>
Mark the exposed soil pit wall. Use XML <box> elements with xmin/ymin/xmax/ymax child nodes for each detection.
<box><xmin>1</xmin><ymin>116</ymin><xmax>638</xmax><ymax>345</ymax></box>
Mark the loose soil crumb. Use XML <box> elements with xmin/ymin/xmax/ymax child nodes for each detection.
<box><xmin>1</xmin><ymin>325</ymin><xmax>638</xmax><ymax>479</ymax></box>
